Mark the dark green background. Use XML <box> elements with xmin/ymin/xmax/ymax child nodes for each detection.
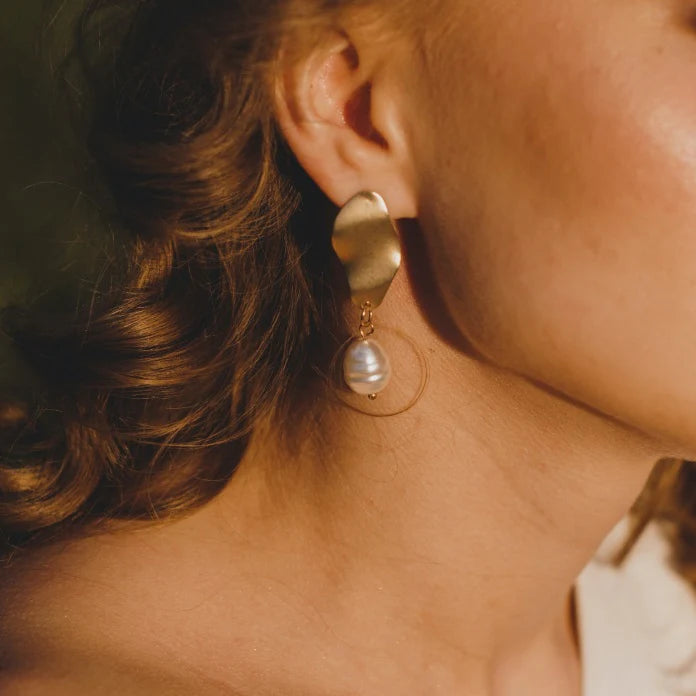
<box><xmin>1</xmin><ymin>2</ymin><xmax>102</xmax><ymax>387</ymax></box>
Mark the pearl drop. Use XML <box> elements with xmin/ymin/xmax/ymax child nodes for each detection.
<box><xmin>343</xmin><ymin>337</ymin><xmax>392</xmax><ymax>395</ymax></box>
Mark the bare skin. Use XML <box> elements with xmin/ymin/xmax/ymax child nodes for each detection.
<box><xmin>0</xmin><ymin>271</ymin><xmax>672</xmax><ymax>694</ymax></box>
<box><xmin>3</xmin><ymin>0</ymin><xmax>696</xmax><ymax>693</ymax></box>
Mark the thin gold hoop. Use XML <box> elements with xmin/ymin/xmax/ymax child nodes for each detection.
<box><xmin>319</xmin><ymin>324</ymin><xmax>429</xmax><ymax>417</ymax></box>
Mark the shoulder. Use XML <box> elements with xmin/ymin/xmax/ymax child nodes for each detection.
<box><xmin>0</xmin><ymin>541</ymin><xmax>165</xmax><ymax>695</ymax></box>
<box><xmin>0</xmin><ymin>674</ymin><xmax>108</xmax><ymax>696</ymax></box>
<box><xmin>0</xmin><ymin>523</ymin><xmax>248</xmax><ymax>695</ymax></box>
<box><xmin>576</xmin><ymin>517</ymin><xmax>696</xmax><ymax>696</ymax></box>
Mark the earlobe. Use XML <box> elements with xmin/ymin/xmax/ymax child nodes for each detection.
<box><xmin>271</xmin><ymin>27</ymin><xmax>418</xmax><ymax>220</ymax></box>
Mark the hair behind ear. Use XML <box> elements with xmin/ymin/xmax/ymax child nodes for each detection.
<box><xmin>0</xmin><ymin>0</ymin><xmax>348</xmax><ymax>560</ymax></box>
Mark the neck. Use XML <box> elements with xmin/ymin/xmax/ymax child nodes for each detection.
<box><xmin>216</xmin><ymin>274</ymin><xmax>665</xmax><ymax>695</ymax></box>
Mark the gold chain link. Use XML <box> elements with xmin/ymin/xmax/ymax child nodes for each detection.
<box><xmin>358</xmin><ymin>301</ymin><xmax>375</xmax><ymax>339</ymax></box>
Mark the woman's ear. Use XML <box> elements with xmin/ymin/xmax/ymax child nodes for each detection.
<box><xmin>272</xmin><ymin>27</ymin><xmax>418</xmax><ymax>219</ymax></box>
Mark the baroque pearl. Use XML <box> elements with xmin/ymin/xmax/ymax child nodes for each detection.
<box><xmin>343</xmin><ymin>337</ymin><xmax>392</xmax><ymax>395</ymax></box>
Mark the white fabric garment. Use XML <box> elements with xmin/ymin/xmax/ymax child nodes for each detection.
<box><xmin>575</xmin><ymin>517</ymin><xmax>696</xmax><ymax>696</ymax></box>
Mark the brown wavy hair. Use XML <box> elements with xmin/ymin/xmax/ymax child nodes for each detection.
<box><xmin>1</xmin><ymin>0</ymin><xmax>696</xmax><ymax>586</ymax></box>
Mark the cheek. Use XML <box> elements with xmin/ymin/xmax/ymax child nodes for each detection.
<box><xmin>414</xmin><ymin>0</ymin><xmax>696</xmax><ymax>452</ymax></box>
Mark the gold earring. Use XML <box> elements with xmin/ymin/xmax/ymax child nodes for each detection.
<box><xmin>331</xmin><ymin>191</ymin><xmax>402</xmax><ymax>400</ymax></box>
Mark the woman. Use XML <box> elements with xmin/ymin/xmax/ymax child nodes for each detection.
<box><xmin>2</xmin><ymin>0</ymin><xmax>696</xmax><ymax>693</ymax></box>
